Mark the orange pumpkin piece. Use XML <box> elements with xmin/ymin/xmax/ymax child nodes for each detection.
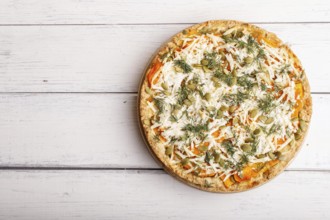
<box><xmin>159</xmin><ymin>135</ymin><xmax>167</xmax><ymax>142</ymax></box>
<box><xmin>203</xmin><ymin>142</ymin><xmax>210</xmax><ymax>147</ymax></box>
<box><xmin>199</xmin><ymin>169</ymin><xmax>216</xmax><ymax>178</ymax></box>
<box><xmin>183</xmin><ymin>164</ymin><xmax>191</xmax><ymax>170</ymax></box>
<box><xmin>264</xmin><ymin>37</ymin><xmax>281</xmax><ymax>47</ymax></box>
<box><xmin>147</xmin><ymin>96</ymin><xmax>153</xmax><ymax>102</ymax></box>
<box><xmin>295</xmin><ymin>82</ymin><xmax>304</xmax><ymax>99</ymax></box>
<box><xmin>199</xmin><ymin>172</ymin><xmax>216</xmax><ymax>178</ymax></box>
<box><xmin>187</xmin><ymin>29</ymin><xmax>198</xmax><ymax>35</ymax></box>
<box><xmin>226</xmin><ymin>120</ymin><xmax>233</xmax><ymax>126</ymax></box>
<box><xmin>216</xmin><ymin>136</ymin><xmax>225</xmax><ymax>143</ymax></box>
<box><xmin>292</xmin><ymin>82</ymin><xmax>304</xmax><ymax>118</ymax></box>
<box><xmin>153</xmin><ymin>128</ymin><xmax>160</xmax><ymax>134</ymax></box>
<box><xmin>233</xmin><ymin>163</ymin><xmax>266</xmax><ymax>183</ymax></box>
<box><xmin>212</xmin><ymin>129</ymin><xmax>221</xmax><ymax>138</ymax></box>
<box><xmin>192</xmin><ymin>147</ymin><xmax>200</xmax><ymax>155</ymax></box>
<box><xmin>212</xmin><ymin>129</ymin><xmax>225</xmax><ymax>143</ymax></box>
<box><xmin>221</xmin><ymin>175</ymin><xmax>234</xmax><ymax>188</ymax></box>
<box><xmin>223</xmin><ymin>178</ymin><xmax>234</xmax><ymax>188</ymax></box>
<box><xmin>243</xmin><ymin>166</ymin><xmax>258</xmax><ymax>179</ymax></box>
<box><xmin>147</xmin><ymin>59</ymin><xmax>163</xmax><ymax>86</ymax></box>
<box><xmin>268</xmin><ymin>159</ymin><xmax>279</xmax><ymax>167</ymax></box>
<box><xmin>233</xmin><ymin>173</ymin><xmax>243</xmax><ymax>183</ymax></box>
<box><xmin>277</xmin><ymin>138</ymin><xmax>286</xmax><ymax>145</ymax></box>
<box><xmin>258</xmin><ymin>159</ymin><xmax>280</xmax><ymax>174</ymax></box>
<box><xmin>153</xmin><ymin>128</ymin><xmax>167</xmax><ymax>142</ymax></box>
<box><xmin>237</xmin><ymin>165</ymin><xmax>258</xmax><ymax>182</ymax></box>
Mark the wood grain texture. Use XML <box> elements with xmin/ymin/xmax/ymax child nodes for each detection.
<box><xmin>0</xmin><ymin>0</ymin><xmax>329</xmax><ymax>24</ymax></box>
<box><xmin>0</xmin><ymin>0</ymin><xmax>329</xmax><ymax>218</ymax></box>
<box><xmin>0</xmin><ymin>93</ymin><xmax>326</xmax><ymax>170</ymax></box>
<box><xmin>0</xmin><ymin>170</ymin><xmax>329</xmax><ymax>220</ymax></box>
<box><xmin>0</xmin><ymin>23</ymin><xmax>328</xmax><ymax>92</ymax></box>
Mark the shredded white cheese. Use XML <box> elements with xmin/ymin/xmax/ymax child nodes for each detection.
<box><xmin>145</xmin><ymin>26</ymin><xmax>304</xmax><ymax>179</ymax></box>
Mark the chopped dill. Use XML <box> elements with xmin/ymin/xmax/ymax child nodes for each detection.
<box><xmin>204</xmin><ymin>151</ymin><xmax>213</xmax><ymax>163</ymax></box>
<box><xmin>241</xmin><ymin>154</ymin><xmax>249</xmax><ymax>164</ymax></box>
<box><xmin>237</xmin><ymin>75</ymin><xmax>255</xmax><ymax>90</ymax></box>
<box><xmin>153</xmin><ymin>135</ymin><xmax>160</xmax><ymax>141</ymax></box>
<box><xmin>203</xmin><ymin>52</ymin><xmax>218</xmax><ymax>70</ymax></box>
<box><xmin>279</xmin><ymin>64</ymin><xmax>291</xmax><ymax>75</ymax></box>
<box><xmin>182</xmin><ymin>122</ymin><xmax>209</xmax><ymax>134</ymax></box>
<box><xmin>256</xmin><ymin>48</ymin><xmax>266</xmax><ymax>60</ymax></box>
<box><xmin>258</xmin><ymin>94</ymin><xmax>276</xmax><ymax>113</ymax></box>
<box><xmin>214</xmin><ymin>70</ymin><xmax>237</xmax><ymax>87</ymax></box>
<box><xmin>267</xmin><ymin>123</ymin><xmax>281</xmax><ymax>136</ymax></box>
<box><xmin>249</xmin><ymin>138</ymin><xmax>259</xmax><ymax>155</ymax></box>
<box><xmin>236</xmin><ymin>154</ymin><xmax>249</xmax><ymax>171</ymax></box>
<box><xmin>174</xmin><ymin>59</ymin><xmax>192</xmax><ymax>73</ymax></box>
<box><xmin>160</xmin><ymin>52</ymin><xmax>169</xmax><ymax>61</ymax></box>
<box><xmin>222</xmin><ymin>141</ymin><xmax>235</xmax><ymax>157</ymax></box>
<box><xmin>154</xmin><ymin>98</ymin><xmax>165</xmax><ymax>114</ymax></box>
<box><xmin>169</xmin><ymin>115</ymin><xmax>178</xmax><ymax>122</ymax></box>
<box><xmin>213</xmin><ymin>69</ymin><xmax>223</xmax><ymax>78</ymax></box>
<box><xmin>177</xmin><ymin>86</ymin><xmax>189</xmax><ymax>105</ymax></box>
<box><xmin>223</xmin><ymin>91</ymin><xmax>250</xmax><ymax>105</ymax></box>
<box><xmin>198</xmin><ymin>27</ymin><xmax>212</xmax><ymax>35</ymax></box>
<box><xmin>182</xmin><ymin>122</ymin><xmax>209</xmax><ymax>141</ymax></box>
<box><xmin>260</xmin><ymin>83</ymin><xmax>267</xmax><ymax>91</ymax></box>
<box><xmin>234</xmin><ymin>35</ymin><xmax>259</xmax><ymax>53</ymax></box>
<box><xmin>169</xmin><ymin>136</ymin><xmax>178</xmax><ymax>144</ymax></box>
<box><xmin>224</xmin><ymin>160</ymin><xmax>235</xmax><ymax>170</ymax></box>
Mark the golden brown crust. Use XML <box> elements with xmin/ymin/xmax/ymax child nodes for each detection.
<box><xmin>138</xmin><ymin>20</ymin><xmax>312</xmax><ymax>193</ymax></box>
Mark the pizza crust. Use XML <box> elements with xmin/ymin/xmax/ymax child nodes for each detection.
<box><xmin>138</xmin><ymin>20</ymin><xmax>312</xmax><ymax>193</ymax></box>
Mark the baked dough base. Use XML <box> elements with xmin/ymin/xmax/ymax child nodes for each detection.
<box><xmin>138</xmin><ymin>20</ymin><xmax>312</xmax><ymax>192</ymax></box>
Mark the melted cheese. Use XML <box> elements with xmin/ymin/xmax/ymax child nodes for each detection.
<box><xmin>146</xmin><ymin>27</ymin><xmax>303</xmax><ymax>177</ymax></box>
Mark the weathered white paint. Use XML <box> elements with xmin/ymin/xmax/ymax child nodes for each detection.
<box><xmin>0</xmin><ymin>170</ymin><xmax>329</xmax><ymax>220</ymax></box>
<box><xmin>0</xmin><ymin>0</ymin><xmax>329</xmax><ymax>219</ymax></box>
<box><xmin>0</xmin><ymin>23</ymin><xmax>328</xmax><ymax>92</ymax></box>
<box><xmin>0</xmin><ymin>93</ymin><xmax>325</xmax><ymax>170</ymax></box>
<box><xmin>0</xmin><ymin>0</ymin><xmax>329</xmax><ymax>24</ymax></box>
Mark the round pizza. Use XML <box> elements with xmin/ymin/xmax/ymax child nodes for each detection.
<box><xmin>138</xmin><ymin>20</ymin><xmax>312</xmax><ymax>192</ymax></box>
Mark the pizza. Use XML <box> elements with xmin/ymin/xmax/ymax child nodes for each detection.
<box><xmin>138</xmin><ymin>20</ymin><xmax>312</xmax><ymax>192</ymax></box>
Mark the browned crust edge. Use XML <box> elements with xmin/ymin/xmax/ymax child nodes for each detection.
<box><xmin>137</xmin><ymin>20</ymin><xmax>312</xmax><ymax>193</ymax></box>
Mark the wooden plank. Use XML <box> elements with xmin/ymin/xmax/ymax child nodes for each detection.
<box><xmin>0</xmin><ymin>0</ymin><xmax>329</xmax><ymax>24</ymax></box>
<box><xmin>0</xmin><ymin>23</ymin><xmax>329</xmax><ymax>92</ymax></box>
<box><xmin>0</xmin><ymin>93</ymin><xmax>327</xmax><ymax>170</ymax></box>
<box><xmin>0</xmin><ymin>170</ymin><xmax>329</xmax><ymax>219</ymax></box>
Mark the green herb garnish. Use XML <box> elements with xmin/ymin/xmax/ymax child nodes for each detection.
<box><xmin>174</xmin><ymin>59</ymin><xmax>192</xmax><ymax>73</ymax></box>
<box><xmin>223</xmin><ymin>91</ymin><xmax>250</xmax><ymax>105</ymax></box>
<box><xmin>170</xmin><ymin>115</ymin><xmax>178</xmax><ymax>122</ymax></box>
<box><xmin>177</xmin><ymin>86</ymin><xmax>189</xmax><ymax>105</ymax></box>
<box><xmin>204</xmin><ymin>151</ymin><xmax>213</xmax><ymax>163</ymax></box>
<box><xmin>236</xmin><ymin>154</ymin><xmax>249</xmax><ymax>171</ymax></box>
<box><xmin>278</xmin><ymin>64</ymin><xmax>291</xmax><ymax>75</ymax></box>
<box><xmin>214</xmin><ymin>71</ymin><xmax>237</xmax><ymax>87</ymax></box>
<box><xmin>237</xmin><ymin>75</ymin><xmax>255</xmax><ymax>90</ymax></box>
<box><xmin>203</xmin><ymin>52</ymin><xmax>218</xmax><ymax>70</ymax></box>
<box><xmin>154</xmin><ymin>98</ymin><xmax>165</xmax><ymax>114</ymax></box>
<box><xmin>258</xmin><ymin>94</ymin><xmax>276</xmax><ymax>113</ymax></box>
<box><xmin>182</xmin><ymin>123</ymin><xmax>209</xmax><ymax>134</ymax></box>
<box><xmin>222</xmin><ymin>141</ymin><xmax>235</xmax><ymax>157</ymax></box>
<box><xmin>260</xmin><ymin>83</ymin><xmax>267</xmax><ymax>91</ymax></box>
<box><xmin>160</xmin><ymin>52</ymin><xmax>169</xmax><ymax>61</ymax></box>
<box><xmin>267</xmin><ymin>123</ymin><xmax>281</xmax><ymax>136</ymax></box>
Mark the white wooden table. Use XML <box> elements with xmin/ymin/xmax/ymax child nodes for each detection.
<box><xmin>0</xmin><ymin>1</ymin><xmax>329</xmax><ymax>219</ymax></box>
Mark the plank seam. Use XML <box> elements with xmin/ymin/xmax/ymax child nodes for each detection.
<box><xmin>0</xmin><ymin>166</ymin><xmax>328</xmax><ymax>172</ymax></box>
<box><xmin>0</xmin><ymin>21</ymin><xmax>330</xmax><ymax>26</ymax></box>
<box><xmin>0</xmin><ymin>92</ymin><xmax>325</xmax><ymax>94</ymax></box>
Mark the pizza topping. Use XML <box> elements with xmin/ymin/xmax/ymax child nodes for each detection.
<box><xmin>144</xmin><ymin>24</ymin><xmax>306</xmax><ymax>187</ymax></box>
